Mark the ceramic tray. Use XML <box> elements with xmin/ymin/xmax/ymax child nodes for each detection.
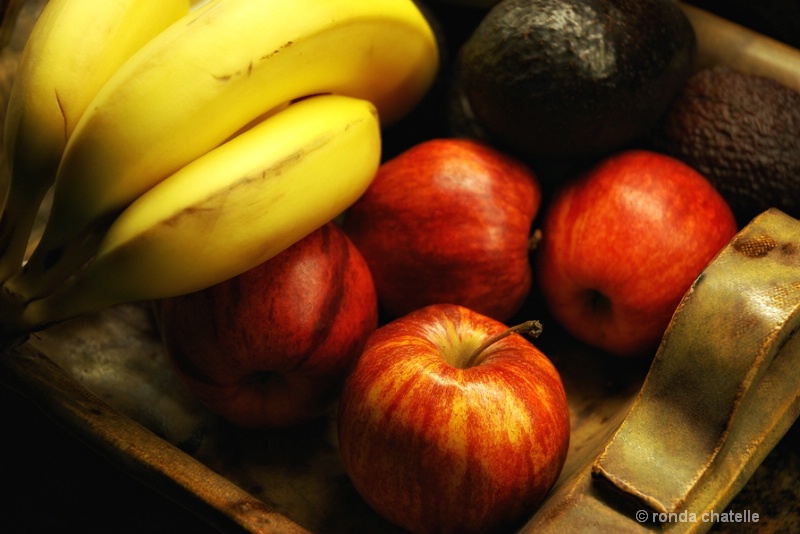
<box><xmin>1</xmin><ymin>2</ymin><xmax>799</xmax><ymax>533</ymax></box>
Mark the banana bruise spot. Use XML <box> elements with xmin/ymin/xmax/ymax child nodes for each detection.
<box><xmin>212</xmin><ymin>41</ymin><xmax>294</xmax><ymax>82</ymax></box>
<box><xmin>138</xmin><ymin>127</ymin><xmax>340</xmax><ymax>237</ymax></box>
<box><xmin>55</xmin><ymin>90</ymin><xmax>68</xmax><ymax>143</ymax></box>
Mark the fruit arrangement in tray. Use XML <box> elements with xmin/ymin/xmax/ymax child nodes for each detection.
<box><xmin>1</xmin><ymin>0</ymin><xmax>799</xmax><ymax>533</ymax></box>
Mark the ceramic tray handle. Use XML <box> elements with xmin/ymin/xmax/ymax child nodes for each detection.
<box><xmin>525</xmin><ymin>208</ymin><xmax>800</xmax><ymax>533</ymax></box>
<box><xmin>677</xmin><ymin>2</ymin><xmax>800</xmax><ymax>93</ymax></box>
<box><xmin>592</xmin><ymin>207</ymin><xmax>800</xmax><ymax>519</ymax></box>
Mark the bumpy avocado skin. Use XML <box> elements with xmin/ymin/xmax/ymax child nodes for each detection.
<box><xmin>653</xmin><ymin>66</ymin><xmax>800</xmax><ymax>228</ymax></box>
<box><xmin>457</xmin><ymin>0</ymin><xmax>696</xmax><ymax>160</ymax></box>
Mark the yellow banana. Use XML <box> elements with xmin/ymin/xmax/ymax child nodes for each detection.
<box><xmin>0</xmin><ymin>0</ymin><xmax>191</xmax><ymax>282</ymax></box>
<box><xmin>8</xmin><ymin>0</ymin><xmax>437</xmax><ymax>303</ymax></box>
<box><xmin>15</xmin><ymin>94</ymin><xmax>381</xmax><ymax>332</ymax></box>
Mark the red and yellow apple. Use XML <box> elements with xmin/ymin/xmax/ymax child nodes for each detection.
<box><xmin>536</xmin><ymin>149</ymin><xmax>738</xmax><ymax>357</ymax></box>
<box><xmin>343</xmin><ymin>138</ymin><xmax>541</xmax><ymax>322</ymax></box>
<box><xmin>157</xmin><ymin>222</ymin><xmax>378</xmax><ymax>428</ymax></box>
<box><xmin>337</xmin><ymin>303</ymin><xmax>570</xmax><ymax>534</ymax></box>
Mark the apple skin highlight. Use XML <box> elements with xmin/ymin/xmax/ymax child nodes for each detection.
<box><xmin>337</xmin><ymin>303</ymin><xmax>570</xmax><ymax>534</ymax></box>
<box><xmin>536</xmin><ymin>149</ymin><xmax>738</xmax><ymax>357</ymax></box>
<box><xmin>344</xmin><ymin>138</ymin><xmax>541</xmax><ymax>322</ymax></box>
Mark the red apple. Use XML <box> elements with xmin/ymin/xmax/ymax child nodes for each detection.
<box><xmin>536</xmin><ymin>149</ymin><xmax>738</xmax><ymax>357</ymax></box>
<box><xmin>157</xmin><ymin>222</ymin><xmax>378</xmax><ymax>427</ymax></box>
<box><xmin>343</xmin><ymin>138</ymin><xmax>541</xmax><ymax>322</ymax></box>
<box><xmin>337</xmin><ymin>303</ymin><xmax>570</xmax><ymax>534</ymax></box>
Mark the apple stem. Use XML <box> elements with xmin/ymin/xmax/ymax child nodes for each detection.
<box><xmin>528</xmin><ymin>229</ymin><xmax>542</xmax><ymax>252</ymax></box>
<box><xmin>465</xmin><ymin>320</ymin><xmax>543</xmax><ymax>368</ymax></box>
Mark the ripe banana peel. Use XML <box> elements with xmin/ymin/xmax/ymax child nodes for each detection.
<box><xmin>0</xmin><ymin>0</ymin><xmax>439</xmax><ymax>343</ymax></box>
<box><xmin>0</xmin><ymin>0</ymin><xmax>191</xmax><ymax>282</ymax></box>
<box><xmin>6</xmin><ymin>0</ymin><xmax>438</xmax><ymax>305</ymax></box>
<box><xmin>19</xmin><ymin>94</ymin><xmax>382</xmax><ymax>330</ymax></box>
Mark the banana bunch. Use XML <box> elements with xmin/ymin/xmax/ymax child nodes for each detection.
<box><xmin>0</xmin><ymin>0</ymin><xmax>439</xmax><ymax>344</ymax></box>
<box><xmin>0</xmin><ymin>0</ymin><xmax>192</xmax><ymax>282</ymax></box>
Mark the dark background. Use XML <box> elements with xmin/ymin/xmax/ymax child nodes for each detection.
<box><xmin>2</xmin><ymin>1</ymin><xmax>800</xmax><ymax>532</ymax></box>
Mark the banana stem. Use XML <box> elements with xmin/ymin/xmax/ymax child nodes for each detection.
<box><xmin>3</xmin><ymin>232</ymin><xmax>102</xmax><ymax>304</ymax></box>
<box><xmin>0</xmin><ymin>275</ymin><xmax>76</xmax><ymax>351</ymax></box>
<box><xmin>14</xmin><ymin>275</ymin><xmax>97</xmax><ymax>335</ymax></box>
<box><xmin>0</xmin><ymin>185</ymin><xmax>50</xmax><ymax>284</ymax></box>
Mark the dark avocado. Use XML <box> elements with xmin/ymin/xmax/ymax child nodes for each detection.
<box><xmin>652</xmin><ymin>66</ymin><xmax>800</xmax><ymax>228</ymax></box>
<box><xmin>455</xmin><ymin>0</ymin><xmax>696</xmax><ymax>161</ymax></box>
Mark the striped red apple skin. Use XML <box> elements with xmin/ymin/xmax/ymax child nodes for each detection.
<box><xmin>337</xmin><ymin>303</ymin><xmax>570</xmax><ymax>534</ymax></box>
